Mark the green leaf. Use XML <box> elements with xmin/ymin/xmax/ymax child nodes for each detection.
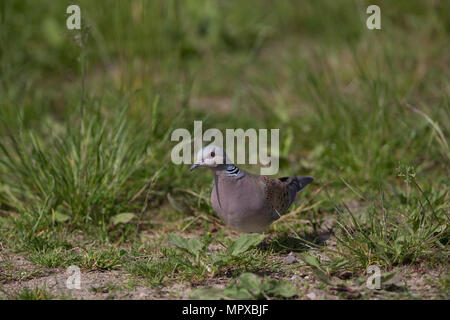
<box><xmin>168</xmin><ymin>233</ymin><xmax>189</xmax><ymax>250</ymax></box>
<box><xmin>111</xmin><ymin>213</ymin><xmax>136</xmax><ymax>225</ymax></box>
<box><xmin>223</xmin><ymin>286</ymin><xmax>254</xmax><ymax>299</ymax></box>
<box><xmin>228</xmin><ymin>233</ymin><xmax>265</xmax><ymax>256</ymax></box>
<box><xmin>189</xmin><ymin>288</ymin><xmax>224</xmax><ymax>300</ymax></box>
<box><xmin>303</xmin><ymin>254</ymin><xmax>321</xmax><ymax>269</ymax></box>
<box><xmin>190</xmin><ymin>274</ymin><xmax>297</xmax><ymax>300</ymax></box>
<box><xmin>54</xmin><ymin>211</ymin><xmax>70</xmax><ymax>223</ymax></box>
<box><xmin>168</xmin><ymin>233</ymin><xmax>204</xmax><ymax>256</ymax></box>
<box><xmin>263</xmin><ymin>279</ymin><xmax>297</xmax><ymax>298</ymax></box>
<box><xmin>186</xmin><ymin>238</ymin><xmax>204</xmax><ymax>256</ymax></box>
<box><xmin>238</xmin><ymin>273</ymin><xmax>262</xmax><ymax>296</ymax></box>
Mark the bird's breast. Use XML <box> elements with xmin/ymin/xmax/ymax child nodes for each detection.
<box><xmin>211</xmin><ymin>175</ymin><xmax>271</xmax><ymax>231</ymax></box>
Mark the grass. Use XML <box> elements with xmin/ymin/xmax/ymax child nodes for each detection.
<box><xmin>125</xmin><ymin>233</ymin><xmax>281</xmax><ymax>287</ymax></box>
<box><xmin>330</xmin><ymin>175</ymin><xmax>448</xmax><ymax>270</ymax></box>
<box><xmin>0</xmin><ymin>0</ymin><xmax>449</xmax><ymax>299</ymax></box>
<box><xmin>0</xmin><ymin>285</ymin><xmax>54</xmax><ymax>300</ymax></box>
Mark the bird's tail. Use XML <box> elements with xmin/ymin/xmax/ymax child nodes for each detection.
<box><xmin>286</xmin><ymin>176</ymin><xmax>314</xmax><ymax>204</ymax></box>
<box><xmin>292</xmin><ymin>176</ymin><xmax>314</xmax><ymax>192</ymax></box>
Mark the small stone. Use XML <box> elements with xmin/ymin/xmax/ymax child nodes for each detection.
<box><xmin>47</xmin><ymin>278</ymin><xmax>57</xmax><ymax>287</ymax></box>
<box><xmin>306</xmin><ymin>292</ymin><xmax>316</xmax><ymax>300</ymax></box>
<box><xmin>283</xmin><ymin>254</ymin><xmax>297</xmax><ymax>264</ymax></box>
<box><xmin>291</xmin><ymin>275</ymin><xmax>301</xmax><ymax>282</ymax></box>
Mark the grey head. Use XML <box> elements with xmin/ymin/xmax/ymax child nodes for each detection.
<box><xmin>189</xmin><ymin>146</ymin><xmax>243</xmax><ymax>178</ymax></box>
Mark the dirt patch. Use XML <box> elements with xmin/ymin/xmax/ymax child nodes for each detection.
<box><xmin>0</xmin><ymin>252</ymin><xmax>52</xmax><ymax>284</ymax></box>
<box><xmin>0</xmin><ymin>250</ymin><xmax>189</xmax><ymax>299</ymax></box>
<box><xmin>0</xmin><ymin>263</ymin><xmax>190</xmax><ymax>300</ymax></box>
<box><xmin>1</xmin><ymin>246</ymin><xmax>447</xmax><ymax>300</ymax></box>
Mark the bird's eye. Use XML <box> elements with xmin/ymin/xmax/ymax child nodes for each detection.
<box><xmin>210</xmin><ymin>152</ymin><xmax>215</xmax><ymax>157</ymax></box>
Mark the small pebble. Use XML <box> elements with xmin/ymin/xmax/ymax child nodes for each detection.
<box><xmin>291</xmin><ymin>275</ymin><xmax>301</xmax><ymax>282</ymax></box>
<box><xmin>283</xmin><ymin>254</ymin><xmax>297</xmax><ymax>264</ymax></box>
<box><xmin>306</xmin><ymin>292</ymin><xmax>316</xmax><ymax>300</ymax></box>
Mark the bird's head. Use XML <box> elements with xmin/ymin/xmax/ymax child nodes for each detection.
<box><xmin>189</xmin><ymin>146</ymin><xmax>231</xmax><ymax>171</ymax></box>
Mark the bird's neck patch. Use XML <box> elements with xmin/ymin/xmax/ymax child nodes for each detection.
<box><xmin>225</xmin><ymin>164</ymin><xmax>242</xmax><ymax>177</ymax></box>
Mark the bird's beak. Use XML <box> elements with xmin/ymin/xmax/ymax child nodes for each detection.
<box><xmin>189</xmin><ymin>163</ymin><xmax>200</xmax><ymax>171</ymax></box>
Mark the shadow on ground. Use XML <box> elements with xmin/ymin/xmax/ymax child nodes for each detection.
<box><xmin>266</xmin><ymin>231</ymin><xmax>332</xmax><ymax>253</ymax></box>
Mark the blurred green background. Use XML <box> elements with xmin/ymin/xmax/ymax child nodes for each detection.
<box><xmin>0</xmin><ymin>0</ymin><xmax>448</xmax><ymax>242</ymax></box>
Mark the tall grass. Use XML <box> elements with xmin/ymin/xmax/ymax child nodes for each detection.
<box><xmin>0</xmin><ymin>104</ymin><xmax>150</xmax><ymax>227</ymax></box>
<box><xmin>328</xmin><ymin>174</ymin><xmax>449</xmax><ymax>271</ymax></box>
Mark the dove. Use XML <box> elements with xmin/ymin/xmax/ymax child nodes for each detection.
<box><xmin>190</xmin><ymin>145</ymin><xmax>313</xmax><ymax>233</ymax></box>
